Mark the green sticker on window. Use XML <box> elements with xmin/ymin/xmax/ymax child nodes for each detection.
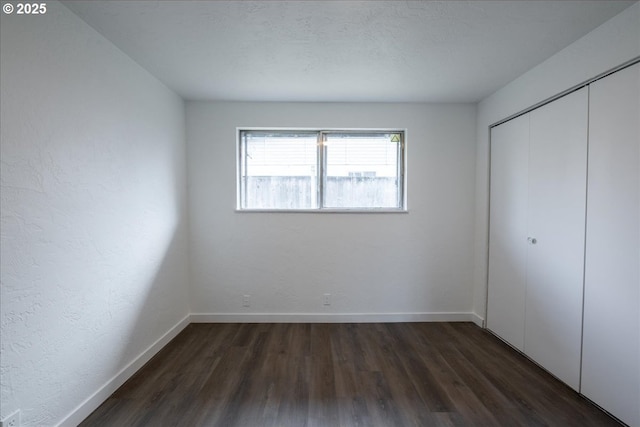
<box><xmin>390</xmin><ymin>134</ymin><xmax>400</xmax><ymax>142</ymax></box>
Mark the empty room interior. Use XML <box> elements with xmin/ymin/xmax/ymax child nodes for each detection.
<box><xmin>1</xmin><ymin>1</ymin><xmax>639</xmax><ymax>426</ymax></box>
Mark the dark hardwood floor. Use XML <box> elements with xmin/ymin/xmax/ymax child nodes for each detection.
<box><xmin>80</xmin><ymin>322</ymin><xmax>622</xmax><ymax>427</ymax></box>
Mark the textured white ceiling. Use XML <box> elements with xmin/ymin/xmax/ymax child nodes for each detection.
<box><xmin>62</xmin><ymin>0</ymin><xmax>635</xmax><ymax>102</ymax></box>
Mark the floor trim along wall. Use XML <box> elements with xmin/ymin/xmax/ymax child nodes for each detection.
<box><xmin>57</xmin><ymin>311</ymin><xmax>483</xmax><ymax>426</ymax></box>
<box><xmin>191</xmin><ymin>312</ymin><xmax>484</xmax><ymax>326</ymax></box>
<box><xmin>56</xmin><ymin>314</ymin><xmax>192</xmax><ymax>427</ymax></box>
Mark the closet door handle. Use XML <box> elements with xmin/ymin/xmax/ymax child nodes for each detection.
<box><xmin>528</xmin><ymin>237</ymin><xmax>537</xmax><ymax>244</ymax></box>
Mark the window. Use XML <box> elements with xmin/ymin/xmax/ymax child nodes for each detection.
<box><xmin>238</xmin><ymin>130</ymin><xmax>406</xmax><ymax>211</ymax></box>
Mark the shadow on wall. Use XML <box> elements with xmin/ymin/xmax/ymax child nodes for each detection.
<box><xmin>1</xmin><ymin>204</ymin><xmax>189</xmax><ymax>426</ymax></box>
<box><xmin>72</xmin><ymin>212</ymin><xmax>190</xmax><ymax>426</ymax></box>
<box><xmin>110</xmin><ymin>216</ymin><xmax>189</xmax><ymax>384</ymax></box>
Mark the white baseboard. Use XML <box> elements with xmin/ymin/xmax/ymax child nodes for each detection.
<box><xmin>190</xmin><ymin>312</ymin><xmax>479</xmax><ymax>324</ymax></box>
<box><xmin>56</xmin><ymin>314</ymin><xmax>191</xmax><ymax>427</ymax></box>
<box><xmin>470</xmin><ymin>312</ymin><xmax>485</xmax><ymax>328</ymax></box>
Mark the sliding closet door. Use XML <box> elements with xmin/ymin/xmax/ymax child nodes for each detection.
<box><xmin>582</xmin><ymin>63</ymin><xmax>639</xmax><ymax>427</ymax></box>
<box><xmin>525</xmin><ymin>87</ymin><xmax>588</xmax><ymax>391</ymax></box>
<box><xmin>487</xmin><ymin>114</ymin><xmax>529</xmax><ymax>351</ymax></box>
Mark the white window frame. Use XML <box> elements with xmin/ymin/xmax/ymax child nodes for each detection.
<box><xmin>236</xmin><ymin>128</ymin><xmax>407</xmax><ymax>212</ymax></box>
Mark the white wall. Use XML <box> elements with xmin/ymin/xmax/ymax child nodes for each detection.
<box><xmin>473</xmin><ymin>3</ymin><xmax>640</xmax><ymax>318</ymax></box>
<box><xmin>0</xmin><ymin>2</ymin><xmax>189</xmax><ymax>426</ymax></box>
<box><xmin>187</xmin><ymin>102</ymin><xmax>478</xmax><ymax>322</ymax></box>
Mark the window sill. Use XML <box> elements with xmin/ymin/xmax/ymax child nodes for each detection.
<box><xmin>235</xmin><ymin>208</ymin><xmax>409</xmax><ymax>214</ymax></box>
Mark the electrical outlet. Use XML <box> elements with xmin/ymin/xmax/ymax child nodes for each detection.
<box><xmin>242</xmin><ymin>294</ymin><xmax>250</xmax><ymax>307</ymax></box>
<box><xmin>0</xmin><ymin>410</ymin><xmax>20</xmax><ymax>427</ymax></box>
<box><xmin>323</xmin><ymin>293</ymin><xmax>331</xmax><ymax>306</ymax></box>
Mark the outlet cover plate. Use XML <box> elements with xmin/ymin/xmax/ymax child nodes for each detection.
<box><xmin>0</xmin><ymin>410</ymin><xmax>20</xmax><ymax>427</ymax></box>
<box><xmin>323</xmin><ymin>293</ymin><xmax>331</xmax><ymax>306</ymax></box>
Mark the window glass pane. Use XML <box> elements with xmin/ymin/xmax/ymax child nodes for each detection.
<box><xmin>240</xmin><ymin>132</ymin><xmax>318</xmax><ymax>209</ymax></box>
<box><xmin>323</xmin><ymin>133</ymin><xmax>401</xmax><ymax>208</ymax></box>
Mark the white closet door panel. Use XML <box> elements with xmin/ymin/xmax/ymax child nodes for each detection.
<box><xmin>525</xmin><ymin>88</ymin><xmax>588</xmax><ymax>391</ymax></box>
<box><xmin>487</xmin><ymin>114</ymin><xmax>529</xmax><ymax>351</ymax></box>
<box><xmin>583</xmin><ymin>63</ymin><xmax>639</xmax><ymax>427</ymax></box>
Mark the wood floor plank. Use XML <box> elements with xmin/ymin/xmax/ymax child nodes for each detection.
<box><xmin>80</xmin><ymin>323</ymin><xmax>624</xmax><ymax>427</ymax></box>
